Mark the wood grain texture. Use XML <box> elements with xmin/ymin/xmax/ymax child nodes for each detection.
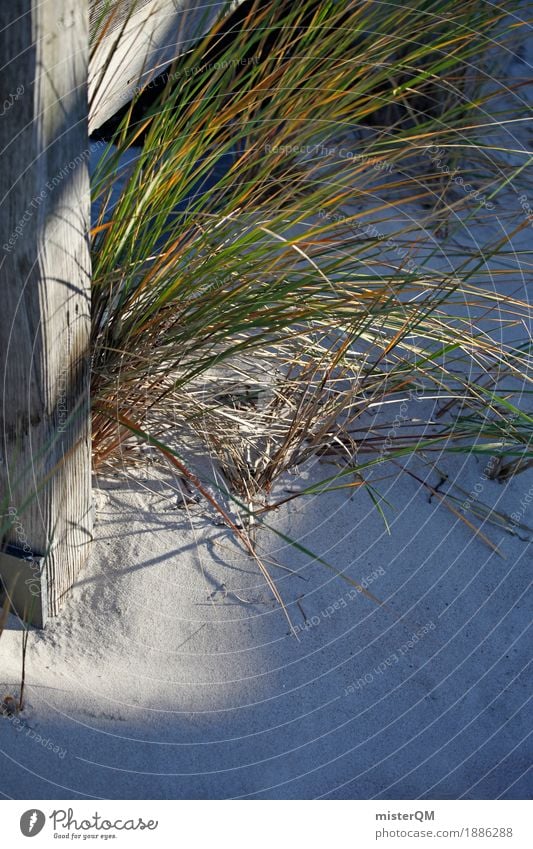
<box><xmin>0</xmin><ymin>0</ymin><xmax>92</xmax><ymax>618</ymax></box>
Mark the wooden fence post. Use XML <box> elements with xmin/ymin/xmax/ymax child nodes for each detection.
<box><xmin>0</xmin><ymin>0</ymin><xmax>92</xmax><ymax>624</ymax></box>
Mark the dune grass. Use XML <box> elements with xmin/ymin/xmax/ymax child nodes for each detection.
<box><xmin>89</xmin><ymin>0</ymin><xmax>532</xmax><ymax>542</ymax></box>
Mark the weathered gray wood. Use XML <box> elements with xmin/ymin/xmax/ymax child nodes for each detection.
<box><xmin>0</xmin><ymin>0</ymin><xmax>92</xmax><ymax>620</ymax></box>
<box><xmin>88</xmin><ymin>0</ymin><xmax>232</xmax><ymax>131</ymax></box>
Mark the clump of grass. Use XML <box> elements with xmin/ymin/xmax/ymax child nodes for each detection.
<box><xmin>89</xmin><ymin>0</ymin><xmax>532</xmax><ymax>537</ymax></box>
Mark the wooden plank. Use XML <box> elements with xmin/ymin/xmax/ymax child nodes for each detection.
<box><xmin>0</xmin><ymin>546</ymin><xmax>47</xmax><ymax>629</ymax></box>
<box><xmin>0</xmin><ymin>0</ymin><xmax>92</xmax><ymax>620</ymax></box>
<box><xmin>89</xmin><ymin>0</ymin><xmax>233</xmax><ymax>131</ymax></box>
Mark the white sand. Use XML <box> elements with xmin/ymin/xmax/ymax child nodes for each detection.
<box><xmin>0</xmin><ymin>447</ymin><xmax>531</xmax><ymax>798</ymax></box>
